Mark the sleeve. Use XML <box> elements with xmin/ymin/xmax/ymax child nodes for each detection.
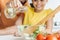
<box><xmin>23</xmin><ymin>7</ymin><xmax>33</xmax><ymax>25</ymax></box>
<box><xmin>46</xmin><ymin>9</ymin><xmax>53</xmax><ymax>15</ymax></box>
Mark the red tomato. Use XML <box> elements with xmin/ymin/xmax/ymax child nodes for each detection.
<box><xmin>55</xmin><ymin>34</ymin><xmax>60</xmax><ymax>39</ymax></box>
<box><xmin>58</xmin><ymin>36</ymin><xmax>60</xmax><ymax>40</ymax></box>
<box><xmin>46</xmin><ymin>34</ymin><xmax>58</xmax><ymax>40</ymax></box>
<box><xmin>56</xmin><ymin>30</ymin><xmax>60</xmax><ymax>39</ymax></box>
<box><xmin>36</xmin><ymin>34</ymin><xmax>45</xmax><ymax>40</ymax></box>
<box><xmin>54</xmin><ymin>32</ymin><xmax>60</xmax><ymax>39</ymax></box>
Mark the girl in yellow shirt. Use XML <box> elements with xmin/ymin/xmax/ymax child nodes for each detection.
<box><xmin>23</xmin><ymin>0</ymin><xmax>60</xmax><ymax>34</ymax></box>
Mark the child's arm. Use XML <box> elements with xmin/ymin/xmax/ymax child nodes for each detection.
<box><xmin>46</xmin><ymin>17</ymin><xmax>53</xmax><ymax>34</ymax></box>
<box><xmin>23</xmin><ymin>6</ymin><xmax>60</xmax><ymax>34</ymax></box>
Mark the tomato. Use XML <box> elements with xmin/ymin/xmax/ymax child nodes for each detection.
<box><xmin>54</xmin><ymin>32</ymin><xmax>60</xmax><ymax>39</ymax></box>
<box><xmin>56</xmin><ymin>30</ymin><xmax>60</xmax><ymax>39</ymax></box>
<box><xmin>46</xmin><ymin>34</ymin><xmax>58</xmax><ymax>40</ymax></box>
<box><xmin>55</xmin><ymin>34</ymin><xmax>60</xmax><ymax>39</ymax></box>
<box><xmin>58</xmin><ymin>36</ymin><xmax>60</xmax><ymax>40</ymax></box>
<box><xmin>36</xmin><ymin>34</ymin><xmax>45</xmax><ymax>40</ymax></box>
<box><xmin>58</xmin><ymin>37</ymin><xmax>60</xmax><ymax>40</ymax></box>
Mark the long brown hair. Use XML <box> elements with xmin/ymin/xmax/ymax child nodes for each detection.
<box><xmin>0</xmin><ymin>0</ymin><xmax>19</xmax><ymax>29</ymax></box>
<box><xmin>19</xmin><ymin>0</ymin><xmax>27</xmax><ymax>5</ymax></box>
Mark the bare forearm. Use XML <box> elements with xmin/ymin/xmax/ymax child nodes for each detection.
<box><xmin>0</xmin><ymin>26</ymin><xmax>17</xmax><ymax>35</ymax></box>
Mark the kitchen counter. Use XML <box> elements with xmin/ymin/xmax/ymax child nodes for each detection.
<box><xmin>0</xmin><ymin>35</ymin><xmax>25</xmax><ymax>40</ymax></box>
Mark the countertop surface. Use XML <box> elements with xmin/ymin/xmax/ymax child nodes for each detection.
<box><xmin>0</xmin><ymin>35</ymin><xmax>25</xmax><ymax>40</ymax></box>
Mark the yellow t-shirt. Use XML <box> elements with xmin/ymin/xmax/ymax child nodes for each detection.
<box><xmin>23</xmin><ymin>7</ymin><xmax>52</xmax><ymax>26</ymax></box>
